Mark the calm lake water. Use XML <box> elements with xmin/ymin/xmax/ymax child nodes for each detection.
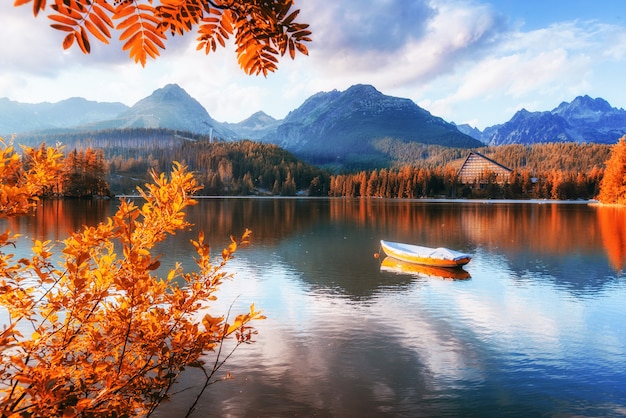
<box><xmin>2</xmin><ymin>198</ymin><xmax>625</xmax><ymax>417</ymax></box>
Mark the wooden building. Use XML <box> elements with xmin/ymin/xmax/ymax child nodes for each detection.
<box><xmin>457</xmin><ymin>152</ymin><xmax>512</xmax><ymax>185</ymax></box>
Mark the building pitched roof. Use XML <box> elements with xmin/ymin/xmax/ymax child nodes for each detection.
<box><xmin>457</xmin><ymin>151</ymin><xmax>512</xmax><ymax>184</ymax></box>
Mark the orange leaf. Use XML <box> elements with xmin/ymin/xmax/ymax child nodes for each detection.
<box><xmin>94</xmin><ymin>0</ymin><xmax>115</xmax><ymax>14</ymax></box>
<box><xmin>62</xmin><ymin>32</ymin><xmax>75</xmax><ymax>49</ymax></box>
<box><xmin>295</xmin><ymin>42</ymin><xmax>308</xmax><ymax>55</ymax></box>
<box><xmin>114</xmin><ymin>3</ymin><xmax>138</xmax><ymax>19</ymax></box>
<box><xmin>119</xmin><ymin>21</ymin><xmax>141</xmax><ymax>41</ymax></box>
<box><xmin>88</xmin><ymin>11</ymin><xmax>113</xmax><ymax>38</ymax></box>
<box><xmin>92</xmin><ymin>4</ymin><xmax>114</xmax><ymax>27</ymax></box>
<box><xmin>288</xmin><ymin>40</ymin><xmax>295</xmax><ymax>59</ymax></box>
<box><xmin>51</xmin><ymin>24</ymin><xmax>75</xmax><ymax>32</ymax></box>
<box><xmin>76</xmin><ymin>26</ymin><xmax>91</xmax><ymax>53</ymax></box>
<box><xmin>48</xmin><ymin>13</ymin><xmax>79</xmax><ymax>26</ymax></box>
<box><xmin>33</xmin><ymin>0</ymin><xmax>46</xmax><ymax>16</ymax></box>
<box><xmin>52</xmin><ymin>0</ymin><xmax>85</xmax><ymax>18</ymax></box>
<box><xmin>116</xmin><ymin>13</ymin><xmax>140</xmax><ymax>31</ymax></box>
<box><xmin>282</xmin><ymin>9</ymin><xmax>299</xmax><ymax>26</ymax></box>
<box><xmin>85</xmin><ymin>20</ymin><xmax>110</xmax><ymax>43</ymax></box>
<box><xmin>143</xmin><ymin>28</ymin><xmax>166</xmax><ymax>48</ymax></box>
<box><xmin>146</xmin><ymin>260</ymin><xmax>161</xmax><ymax>271</ymax></box>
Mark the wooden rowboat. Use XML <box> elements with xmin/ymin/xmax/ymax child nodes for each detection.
<box><xmin>380</xmin><ymin>257</ymin><xmax>471</xmax><ymax>280</ymax></box>
<box><xmin>380</xmin><ymin>240</ymin><xmax>471</xmax><ymax>268</ymax></box>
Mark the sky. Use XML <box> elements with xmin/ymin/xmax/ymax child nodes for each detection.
<box><xmin>1</xmin><ymin>0</ymin><xmax>625</xmax><ymax>130</ymax></box>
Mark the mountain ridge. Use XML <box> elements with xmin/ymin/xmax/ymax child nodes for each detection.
<box><xmin>0</xmin><ymin>97</ymin><xmax>128</xmax><ymax>135</ymax></box>
<box><xmin>2</xmin><ymin>85</ymin><xmax>625</xmax><ymax>157</ymax></box>
<box><xmin>222</xmin><ymin>111</ymin><xmax>281</xmax><ymax>139</ymax></box>
<box><xmin>78</xmin><ymin>84</ymin><xmax>238</xmax><ymax>139</ymax></box>
<box><xmin>260</xmin><ymin>84</ymin><xmax>481</xmax><ymax>167</ymax></box>
<box><xmin>469</xmin><ymin>95</ymin><xmax>626</xmax><ymax>145</ymax></box>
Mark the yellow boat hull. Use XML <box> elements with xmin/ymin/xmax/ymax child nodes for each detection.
<box><xmin>380</xmin><ymin>240</ymin><xmax>471</xmax><ymax>267</ymax></box>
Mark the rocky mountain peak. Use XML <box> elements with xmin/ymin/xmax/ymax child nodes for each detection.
<box><xmin>552</xmin><ymin>95</ymin><xmax>615</xmax><ymax>124</ymax></box>
<box><xmin>263</xmin><ymin>84</ymin><xmax>481</xmax><ymax>167</ymax></box>
<box><xmin>131</xmin><ymin>83</ymin><xmax>198</xmax><ymax>110</ymax></box>
<box><xmin>116</xmin><ymin>84</ymin><xmax>236</xmax><ymax>139</ymax></box>
<box><xmin>570</xmin><ymin>95</ymin><xmax>612</xmax><ymax>112</ymax></box>
<box><xmin>343</xmin><ymin>84</ymin><xmax>382</xmax><ymax>98</ymax></box>
<box><xmin>338</xmin><ymin>84</ymin><xmax>417</xmax><ymax>113</ymax></box>
<box><xmin>224</xmin><ymin>111</ymin><xmax>281</xmax><ymax>140</ymax></box>
<box><xmin>480</xmin><ymin>95</ymin><xmax>626</xmax><ymax>145</ymax></box>
<box><xmin>242</xmin><ymin>111</ymin><xmax>278</xmax><ymax>125</ymax></box>
<box><xmin>143</xmin><ymin>83</ymin><xmax>188</xmax><ymax>102</ymax></box>
<box><xmin>510</xmin><ymin>108</ymin><xmax>531</xmax><ymax>120</ymax></box>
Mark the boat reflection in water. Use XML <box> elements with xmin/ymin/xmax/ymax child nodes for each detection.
<box><xmin>380</xmin><ymin>256</ymin><xmax>471</xmax><ymax>280</ymax></box>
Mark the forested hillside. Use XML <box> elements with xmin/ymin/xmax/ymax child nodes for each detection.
<box><xmin>376</xmin><ymin>141</ymin><xmax>612</xmax><ymax>171</ymax></box>
<box><xmin>329</xmin><ymin>143</ymin><xmax>613</xmax><ymax>200</ymax></box>
<box><xmin>136</xmin><ymin>139</ymin><xmax>330</xmax><ymax>196</ymax></box>
<box><xmin>24</xmin><ymin>128</ymin><xmax>614</xmax><ymax>199</ymax></box>
<box><xmin>475</xmin><ymin>143</ymin><xmax>612</xmax><ymax>171</ymax></box>
<box><xmin>35</xmin><ymin>128</ymin><xmax>329</xmax><ymax>195</ymax></box>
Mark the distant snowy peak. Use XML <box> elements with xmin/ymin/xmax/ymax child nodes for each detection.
<box><xmin>488</xmin><ymin>109</ymin><xmax>576</xmax><ymax>145</ymax></box>
<box><xmin>4</xmin><ymin>86</ymin><xmax>625</xmax><ymax>148</ymax></box>
<box><xmin>482</xmin><ymin>95</ymin><xmax>626</xmax><ymax>145</ymax></box>
<box><xmin>552</xmin><ymin>95</ymin><xmax>615</xmax><ymax>123</ymax></box>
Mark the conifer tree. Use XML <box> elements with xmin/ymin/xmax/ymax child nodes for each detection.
<box><xmin>598</xmin><ymin>136</ymin><xmax>626</xmax><ymax>204</ymax></box>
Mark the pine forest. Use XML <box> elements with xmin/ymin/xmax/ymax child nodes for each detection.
<box><xmin>19</xmin><ymin>128</ymin><xmax>620</xmax><ymax>201</ymax></box>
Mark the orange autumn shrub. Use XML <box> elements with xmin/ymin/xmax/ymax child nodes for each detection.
<box><xmin>0</xmin><ymin>139</ymin><xmax>64</xmax><ymax>217</ymax></box>
<box><xmin>1</xmin><ymin>144</ymin><xmax>263</xmax><ymax>417</ymax></box>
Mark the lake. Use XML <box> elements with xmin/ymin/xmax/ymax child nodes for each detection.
<box><xmin>2</xmin><ymin>198</ymin><xmax>625</xmax><ymax>417</ymax></box>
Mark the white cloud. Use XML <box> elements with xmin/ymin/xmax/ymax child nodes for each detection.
<box><xmin>299</xmin><ymin>0</ymin><xmax>506</xmax><ymax>93</ymax></box>
<box><xmin>417</xmin><ymin>18</ymin><xmax>626</xmax><ymax>128</ymax></box>
<box><xmin>1</xmin><ymin>0</ymin><xmax>626</xmax><ymax>127</ymax></box>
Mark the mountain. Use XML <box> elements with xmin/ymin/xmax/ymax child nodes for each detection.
<box><xmin>552</xmin><ymin>95</ymin><xmax>626</xmax><ymax>142</ymax></box>
<box><xmin>487</xmin><ymin>109</ymin><xmax>578</xmax><ymax>145</ymax></box>
<box><xmin>477</xmin><ymin>95</ymin><xmax>626</xmax><ymax>145</ymax></box>
<box><xmin>224</xmin><ymin>111</ymin><xmax>282</xmax><ymax>139</ymax></box>
<box><xmin>0</xmin><ymin>97</ymin><xmax>128</xmax><ymax>136</ymax></box>
<box><xmin>261</xmin><ymin>84</ymin><xmax>482</xmax><ymax>166</ymax></box>
<box><xmin>455</xmin><ymin>123</ymin><xmax>483</xmax><ymax>140</ymax></box>
<box><xmin>7</xmin><ymin>85</ymin><xmax>624</xmax><ymax>168</ymax></box>
<box><xmin>83</xmin><ymin>84</ymin><xmax>237</xmax><ymax>139</ymax></box>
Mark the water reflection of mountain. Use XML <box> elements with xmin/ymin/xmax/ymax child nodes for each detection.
<box><xmin>502</xmin><ymin>252</ymin><xmax>618</xmax><ymax>296</ymax></box>
<box><xmin>184</xmin><ymin>197</ymin><xmax>329</xmax><ymax>245</ymax></box>
<box><xmin>241</xmin><ymin>200</ymin><xmax>623</xmax><ymax>297</ymax></box>
<box><xmin>266</xmin><ymin>225</ymin><xmax>416</xmax><ymax>299</ymax></box>
<box><xmin>181</xmin><ymin>198</ymin><xmax>432</xmax><ymax>298</ymax></box>
<box><xmin>458</xmin><ymin>202</ymin><xmax>623</xmax><ymax>293</ymax></box>
<box><xmin>3</xmin><ymin>198</ymin><xmax>622</xmax><ymax>298</ymax></box>
<box><xmin>242</xmin><ymin>199</ymin><xmax>484</xmax><ymax>298</ymax></box>
<box><xmin>459</xmin><ymin>203</ymin><xmax>602</xmax><ymax>254</ymax></box>
<box><xmin>1</xmin><ymin>199</ymin><xmax>115</xmax><ymax>243</ymax></box>
<box><xmin>224</xmin><ymin>199</ymin><xmax>472</xmax><ymax>298</ymax></box>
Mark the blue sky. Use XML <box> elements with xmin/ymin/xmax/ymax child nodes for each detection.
<box><xmin>1</xmin><ymin>0</ymin><xmax>625</xmax><ymax>130</ymax></box>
